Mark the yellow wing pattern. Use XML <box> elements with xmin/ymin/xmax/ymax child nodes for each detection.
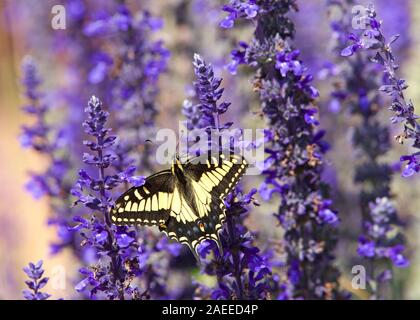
<box><xmin>111</xmin><ymin>153</ymin><xmax>248</xmax><ymax>260</ymax></box>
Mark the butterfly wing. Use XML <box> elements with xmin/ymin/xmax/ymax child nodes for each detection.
<box><xmin>172</xmin><ymin>153</ymin><xmax>248</xmax><ymax>255</ymax></box>
<box><xmin>184</xmin><ymin>152</ymin><xmax>248</xmax><ymax>201</ymax></box>
<box><xmin>111</xmin><ymin>153</ymin><xmax>248</xmax><ymax>261</ymax></box>
<box><xmin>164</xmin><ymin>193</ymin><xmax>226</xmax><ymax>260</ymax></box>
<box><xmin>111</xmin><ymin>170</ymin><xmax>174</xmax><ymax>227</ymax></box>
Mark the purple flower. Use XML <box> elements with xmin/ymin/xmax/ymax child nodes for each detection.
<box><xmin>220</xmin><ymin>16</ymin><xmax>234</xmax><ymax>29</ymax></box>
<box><xmin>220</xmin><ymin>1</ymin><xmax>260</xmax><ymax>29</ymax></box>
<box><xmin>22</xmin><ymin>260</ymin><xmax>50</xmax><ymax>300</ymax></box>
<box><xmin>95</xmin><ymin>230</ymin><xmax>108</xmax><ymax>243</ymax></box>
<box><xmin>275</xmin><ymin>50</ymin><xmax>303</xmax><ymax>77</ymax></box>
<box><xmin>116</xmin><ymin>233</ymin><xmax>135</xmax><ymax>248</ymax></box>
<box><xmin>225</xmin><ymin>41</ymin><xmax>248</xmax><ymax>74</ymax></box>
<box><xmin>20</xmin><ymin>57</ymin><xmax>49</xmax><ymax>153</ymax></box>
<box><xmin>185</xmin><ymin>55</ymin><xmax>272</xmax><ymax>300</ymax></box>
<box><xmin>319</xmin><ymin>208</ymin><xmax>338</xmax><ymax>226</ymax></box>
<box><xmin>356</xmin><ymin>198</ymin><xmax>409</xmax><ymax>295</ymax></box>
<box><xmin>88</xmin><ymin>61</ymin><xmax>109</xmax><ymax>84</ymax></box>
<box><xmin>99</xmin><ymin>6</ymin><xmax>170</xmax><ymax>173</ymax></box>
<box><xmin>400</xmin><ymin>155</ymin><xmax>419</xmax><ymax>177</ymax></box>
<box><xmin>332</xmin><ymin>1</ymin><xmax>410</xmax><ymax>299</ymax></box>
<box><xmin>389</xmin><ymin>247</ymin><xmax>409</xmax><ymax>268</ymax></box>
<box><xmin>357</xmin><ymin>238</ymin><xmax>376</xmax><ymax>258</ymax></box>
<box><xmin>20</xmin><ymin>57</ymin><xmax>80</xmax><ymax>256</ymax></box>
<box><xmin>223</xmin><ymin>0</ymin><xmax>343</xmax><ymax>299</ymax></box>
<box><xmin>72</xmin><ymin>96</ymin><xmax>143</xmax><ymax>300</ymax></box>
<box><xmin>340</xmin><ymin>34</ymin><xmax>363</xmax><ymax>57</ymax></box>
<box><xmin>96</xmin><ymin>5</ymin><xmax>185</xmax><ymax>299</ymax></box>
<box><xmin>73</xmin><ymin>95</ymin><xmax>179</xmax><ymax>300</ymax></box>
<box><xmin>18</xmin><ymin>1</ymin><xmax>182</xmax><ymax>300</ymax></box>
<box><xmin>341</xmin><ymin>4</ymin><xmax>420</xmax><ymax>178</ymax></box>
<box><xmin>303</xmin><ymin>108</ymin><xmax>320</xmax><ymax>126</ymax></box>
<box><xmin>258</xmin><ymin>182</ymin><xmax>278</xmax><ymax>201</ymax></box>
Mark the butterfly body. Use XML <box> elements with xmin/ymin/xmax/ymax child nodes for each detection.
<box><xmin>111</xmin><ymin>153</ymin><xmax>248</xmax><ymax>259</ymax></box>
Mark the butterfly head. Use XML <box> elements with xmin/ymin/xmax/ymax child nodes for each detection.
<box><xmin>171</xmin><ymin>154</ymin><xmax>184</xmax><ymax>175</ymax></box>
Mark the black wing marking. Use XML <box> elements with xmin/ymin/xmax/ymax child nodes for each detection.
<box><xmin>167</xmin><ymin>152</ymin><xmax>248</xmax><ymax>256</ymax></box>
<box><xmin>110</xmin><ymin>153</ymin><xmax>248</xmax><ymax>261</ymax></box>
<box><xmin>163</xmin><ymin>192</ymin><xmax>226</xmax><ymax>260</ymax></box>
<box><xmin>111</xmin><ymin>170</ymin><xmax>174</xmax><ymax>227</ymax></box>
<box><xmin>183</xmin><ymin>152</ymin><xmax>248</xmax><ymax>200</ymax></box>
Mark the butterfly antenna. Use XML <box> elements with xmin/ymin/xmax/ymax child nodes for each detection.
<box><xmin>175</xmin><ymin>137</ymin><xmax>180</xmax><ymax>158</ymax></box>
<box><xmin>179</xmin><ymin>129</ymin><xmax>187</xmax><ymax>158</ymax></box>
<box><xmin>177</xmin><ymin>129</ymin><xmax>192</xmax><ymax>163</ymax></box>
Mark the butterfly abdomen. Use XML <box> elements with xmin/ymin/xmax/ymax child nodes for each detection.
<box><xmin>173</xmin><ymin>162</ymin><xmax>188</xmax><ymax>185</ymax></box>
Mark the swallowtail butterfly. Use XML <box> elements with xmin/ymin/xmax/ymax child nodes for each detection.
<box><xmin>111</xmin><ymin>152</ymin><xmax>247</xmax><ymax>260</ymax></box>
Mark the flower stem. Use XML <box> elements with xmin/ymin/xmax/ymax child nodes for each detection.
<box><xmin>226</xmin><ymin>214</ymin><xmax>245</xmax><ymax>300</ymax></box>
<box><xmin>97</xmin><ymin>146</ymin><xmax>125</xmax><ymax>300</ymax></box>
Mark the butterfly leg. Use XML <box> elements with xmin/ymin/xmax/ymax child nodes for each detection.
<box><xmin>192</xmin><ymin>247</ymin><xmax>202</xmax><ymax>265</ymax></box>
<box><xmin>215</xmin><ymin>229</ymin><xmax>224</xmax><ymax>258</ymax></box>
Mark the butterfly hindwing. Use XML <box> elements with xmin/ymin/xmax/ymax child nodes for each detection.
<box><xmin>111</xmin><ymin>170</ymin><xmax>174</xmax><ymax>227</ymax></box>
<box><xmin>163</xmin><ymin>191</ymin><xmax>226</xmax><ymax>258</ymax></box>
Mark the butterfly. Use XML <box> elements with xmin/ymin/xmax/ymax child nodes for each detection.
<box><xmin>111</xmin><ymin>152</ymin><xmax>248</xmax><ymax>260</ymax></box>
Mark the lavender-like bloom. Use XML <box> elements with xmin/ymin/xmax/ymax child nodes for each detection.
<box><xmin>20</xmin><ymin>56</ymin><xmax>62</xmax><ymax>199</ymax></box>
<box><xmin>341</xmin><ymin>4</ymin><xmax>420</xmax><ymax>177</ymax></box>
<box><xmin>21</xmin><ymin>2</ymin><xmax>179</xmax><ymax>299</ymax></box>
<box><xmin>83</xmin><ymin>4</ymin><xmax>170</xmax><ymax>172</ymax></box>
<box><xmin>331</xmin><ymin>1</ymin><xmax>409</xmax><ymax>298</ymax></box>
<box><xmin>20</xmin><ymin>57</ymin><xmax>79</xmax><ymax>255</ymax></box>
<box><xmin>82</xmin><ymin>4</ymin><xmax>184</xmax><ymax>298</ymax></box>
<box><xmin>71</xmin><ymin>96</ymin><xmax>145</xmax><ymax>300</ymax></box>
<box><xmin>20</xmin><ymin>57</ymin><xmax>46</xmax><ymax>155</ymax></box>
<box><xmin>222</xmin><ymin>1</ymin><xmax>342</xmax><ymax>299</ymax></box>
<box><xmin>23</xmin><ymin>260</ymin><xmax>50</xmax><ymax>300</ymax></box>
<box><xmin>358</xmin><ymin>197</ymin><xmax>409</xmax><ymax>298</ymax></box>
<box><xmin>219</xmin><ymin>0</ymin><xmax>259</xmax><ymax>29</ymax></box>
<box><xmin>185</xmin><ymin>54</ymin><xmax>272</xmax><ymax>300</ymax></box>
<box><xmin>359</xmin><ymin>197</ymin><xmax>409</xmax><ymax>270</ymax></box>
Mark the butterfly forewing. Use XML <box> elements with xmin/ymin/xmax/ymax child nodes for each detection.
<box><xmin>111</xmin><ymin>170</ymin><xmax>174</xmax><ymax>227</ymax></box>
<box><xmin>184</xmin><ymin>153</ymin><xmax>248</xmax><ymax>200</ymax></box>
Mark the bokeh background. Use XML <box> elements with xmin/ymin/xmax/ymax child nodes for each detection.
<box><xmin>0</xmin><ymin>0</ymin><xmax>419</xmax><ymax>299</ymax></box>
